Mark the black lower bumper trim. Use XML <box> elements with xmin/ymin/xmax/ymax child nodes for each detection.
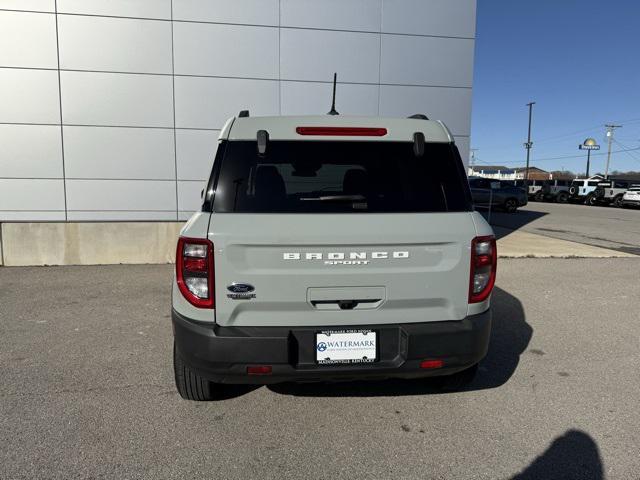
<box><xmin>172</xmin><ymin>309</ymin><xmax>491</xmax><ymax>384</ymax></box>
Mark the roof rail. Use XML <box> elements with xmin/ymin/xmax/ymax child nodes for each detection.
<box><xmin>238</xmin><ymin>110</ymin><xmax>250</xmax><ymax>118</ymax></box>
<box><xmin>408</xmin><ymin>114</ymin><xmax>429</xmax><ymax>120</ymax></box>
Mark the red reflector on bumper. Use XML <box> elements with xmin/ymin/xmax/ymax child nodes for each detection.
<box><xmin>420</xmin><ymin>359</ymin><xmax>444</xmax><ymax>369</ymax></box>
<box><xmin>247</xmin><ymin>365</ymin><xmax>272</xmax><ymax>375</ymax></box>
<box><xmin>295</xmin><ymin>126</ymin><xmax>387</xmax><ymax>136</ymax></box>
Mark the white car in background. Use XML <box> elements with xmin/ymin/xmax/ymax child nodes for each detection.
<box><xmin>621</xmin><ymin>185</ymin><xmax>640</xmax><ymax>208</ymax></box>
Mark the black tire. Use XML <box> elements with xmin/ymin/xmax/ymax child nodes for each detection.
<box><xmin>534</xmin><ymin>191</ymin><xmax>544</xmax><ymax>202</ymax></box>
<box><xmin>504</xmin><ymin>198</ymin><xmax>518</xmax><ymax>213</ymax></box>
<box><xmin>585</xmin><ymin>193</ymin><xmax>597</xmax><ymax>206</ymax></box>
<box><xmin>556</xmin><ymin>192</ymin><xmax>569</xmax><ymax>203</ymax></box>
<box><xmin>174</xmin><ymin>343</ymin><xmax>218</xmax><ymax>401</ymax></box>
<box><xmin>612</xmin><ymin>195</ymin><xmax>623</xmax><ymax>208</ymax></box>
<box><xmin>436</xmin><ymin>364</ymin><xmax>478</xmax><ymax>392</ymax></box>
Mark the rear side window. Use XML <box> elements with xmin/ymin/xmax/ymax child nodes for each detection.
<box><xmin>588</xmin><ymin>181</ymin><xmax>600</xmax><ymax>186</ymax></box>
<box><xmin>212</xmin><ymin>141</ymin><xmax>471</xmax><ymax>213</ymax></box>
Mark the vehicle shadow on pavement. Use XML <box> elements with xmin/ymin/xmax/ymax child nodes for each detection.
<box><xmin>510</xmin><ymin>429</ymin><xmax>604</xmax><ymax>480</ymax></box>
<box><xmin>267</xmin><ymin>286</ymin><xmax>532</xmax><ymax>397</ymax></box>
<box><xmin>479</xmin><ymin>208</ymin><xmax>548</xmax><ymax>239</ymax></box>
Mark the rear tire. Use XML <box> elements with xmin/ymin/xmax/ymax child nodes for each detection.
<box><xmin>556</xmin><ymin>192</ymin><xmax>569</xmax><ymax>203</ymax></box>
<box><xmin>174</xmin><ymin>343</ymin><xmax>218</xmax><ymax>401</ymax></box>
<box><xmin>504</xmin><ymin>198</ymin><xmax>518</xmax><ymax>213</ymax></box>
<box><xmin>612</xmin><ymin>195</ymin><xmax>623</xmax><ymax>208</ymax></box>
<box><xmin>585</xmin><ymin>193</ymin><xmax>597</xmax><ymax>206</ymax></box>
<box><xmin>534</xmin><ymin>191</ymin><xmax>544</xmax><ymax>202</ymax></box>
<box><xmin>435</xmin><ymin>364</ymin><xmax>478</xmax><ymax>392</ymax></box>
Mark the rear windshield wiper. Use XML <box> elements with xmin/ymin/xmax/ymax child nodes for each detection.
<box><xmin>299</xmin><ymin>195</ymin><xmax>366</xmax><ymax>202</ymax></box>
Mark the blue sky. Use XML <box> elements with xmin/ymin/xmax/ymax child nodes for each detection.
<box><xmin>471</xmin><ymin>0</ymin><xmax>640</xmax><ymax>173</ymax></box>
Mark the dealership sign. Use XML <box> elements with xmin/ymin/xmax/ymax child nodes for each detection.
<box><xmin>579</xmin><ymin>138</ymin><xmax>600</xmax><ymax>150</ymax></box>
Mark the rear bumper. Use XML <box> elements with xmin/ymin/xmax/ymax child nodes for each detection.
<box><xmin>172</xmin><ymin>309</ymin><xmax>491</xmax><ymax>384</ymax></box>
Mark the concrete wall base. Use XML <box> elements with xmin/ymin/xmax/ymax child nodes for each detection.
<box><xmin>0</xmin><ymin>222</ymin><xmax>185</xmax><ymax>266</ymax></box>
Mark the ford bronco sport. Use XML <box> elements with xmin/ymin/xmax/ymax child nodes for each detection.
<box><xmin>172</xmin><ymin>113</ymin><xmax>496</xmax><ymax>400</ymax></box>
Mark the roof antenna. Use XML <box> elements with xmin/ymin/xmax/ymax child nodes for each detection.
<box><xmin>327</xmin><ymin>73</ymin><xmax>339</xmax><ymax>115</ymax></box>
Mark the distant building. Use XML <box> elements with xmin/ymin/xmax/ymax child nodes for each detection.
<box><xmin>468</xmin><ymin>165</ymin><xmax>554</xmax><ymax>180</ymax></box>
<box><xmin>512</xmin><ymin>167</ymin><xmax>552</xmax><ymax>181</ymax></box>
<box><xmin>467</xmin><ymin>165</ymin><xmax>515</xmax><ymax>179</ymax></box>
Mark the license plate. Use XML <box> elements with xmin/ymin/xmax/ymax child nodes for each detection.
<box><xmin>315</xmin><ymin>330</ymin><xmax>377</xmax><ymax>365</ymax></box>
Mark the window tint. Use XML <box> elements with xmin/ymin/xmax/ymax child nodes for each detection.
<box><xmin>588</xmin><ymin>181</ymin><xmax>600</xmax><ymax>186</ymax></box>
<box><xmin>212</xmin><ymin>141</ymin><xmax>471</xmax><ymax>213</ymax></box>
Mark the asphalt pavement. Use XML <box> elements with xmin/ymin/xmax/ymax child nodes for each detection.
<box><xmin>1</xmin><ymin>260</ymin><xmax>639</xmax><ymax>479</ymax></box>
<box><xmin>482</xmin><ymin>201</ymin><xmax>640</xmax><ymax>255</ymax></box>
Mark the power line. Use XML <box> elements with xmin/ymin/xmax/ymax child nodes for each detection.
<box><xmin>612</xmin><ymin>139</ymin><xmax>640</xmax><ymax>164</ymax></box>
<box><xmin>476</xmin><ymin>116</ymin><xmax>640</xmax><ymax>152</ymax></box>
<box><xmin>491</xmin><ymin>146</ymin><xmax>640</xmax><ymax>164</ymax></box>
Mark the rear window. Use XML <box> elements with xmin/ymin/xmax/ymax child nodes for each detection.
<box><xmin>211</xmin><ymin>140</ymin><xmax>471</xmax><ymax>213</ymax></box>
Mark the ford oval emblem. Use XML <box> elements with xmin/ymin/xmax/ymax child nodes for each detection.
<box><xmin>227</xmin><ymin>283</ymin><xmax>255</xmax><ymax>294</ymax></box>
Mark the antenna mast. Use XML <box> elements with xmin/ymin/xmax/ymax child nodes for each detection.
<box><xmin>327</xmin><ymin>73</ymin><xmax>339</xmax><ymax>115</ymax></box>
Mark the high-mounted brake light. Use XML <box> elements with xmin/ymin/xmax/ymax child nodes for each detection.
<box><xmin>295</xmin><ymin>127</ymin><xmax>387</xmax><ymax>137</ymax></box>
<box><xmin>469</xmin><ymin>235</ymin><xmax>497</xmax><ymax>303</ymax></box>
<box><xmin>176</xmin><ymin>237</ymin><xmax>215</xmax><ymax>308</ymax></box>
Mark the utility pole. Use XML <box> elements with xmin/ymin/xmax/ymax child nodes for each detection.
<box><xmin>524</xmin><ymin>102</ymin><xmax>535</xmax><ymax>184</ymax></box>
<box><xmin>470</xmin><ymin>148</ymin><xmax>478</xmax><ymax>165</ymax></box>
<box><xmin>604</xmin><ymin>124</ymin><xmax>622</xmax><ymax>179</ymax></box>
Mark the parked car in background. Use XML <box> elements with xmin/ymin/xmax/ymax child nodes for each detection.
<box><xmin>621</xmin><ymin>185</ymin><xmax>640</xmax><ymax>208</ymax></box>
<box><xmin>526</xmin><ymin>180</ymin><xmax>545</xmax><ymax>201</ymax></box>
<box><xmin>502</xmin><ymin>179</ymin><xmax>544</xmax><ymax>201</ymax></box>
<box><xmin>587</xmin><ymin>179</ymin><xmax>637</xmax><ymax>207</ymax></box>
<box><xmin>541</xmin><ymin>179</ymin><xmax>571</xmax><ymax>203</ymax></box>
<box><xmin>468</xmin><ymin>177</ymin><xmax>528</xmax><ymax>213</ymax></box>
<box><xmin>569</xmin><ymin>176</ymin><xmax>604</xmax><ymax>203</ymax></box>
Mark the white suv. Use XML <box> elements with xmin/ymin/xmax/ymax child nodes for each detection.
<box><xmin>621</xmin><ymin>185</ymin><xmax>640</xmax><ymax>208</ymax></box>
<box><xmin>172</xmin><ymin>113</ymin><xmax>496</xmax><ymax>400</ymax></box>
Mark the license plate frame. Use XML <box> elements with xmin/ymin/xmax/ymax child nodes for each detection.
<box><xmin>315</xmin><ymin>329</ymin><xmax>378</xmax><ymax>365</ymax></box>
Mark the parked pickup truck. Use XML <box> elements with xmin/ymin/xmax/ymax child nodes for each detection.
<box><xmin>171</xmin><ymin>113</ymin><xmax>496</xmax><ymax>400</ymax></box>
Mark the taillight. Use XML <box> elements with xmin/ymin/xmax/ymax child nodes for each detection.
<box><xmin>469</xmin><ymin>235</ymin><xmax>497</xmax><ymax>303</ymax></box>
<box><xmin>176</xmin><ymin>237</ymin><xmax>214</xmax><ymax>308</ymax></box>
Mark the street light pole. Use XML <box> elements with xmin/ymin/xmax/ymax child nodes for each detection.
<box><xmin>586</xmin><ymin>149</ymin><xmax>591</xmax><ymax>177</ymax></box>
<box><xmin>524</xmin><ymin>102</ymin><xmax>535</xmax><ymax>184</ymax></box>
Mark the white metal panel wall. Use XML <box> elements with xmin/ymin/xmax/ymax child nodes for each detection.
<box><xmin>0</xmin><ymin>0</ymin><xmax>475</xmax><ymax>221</ymax></box>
